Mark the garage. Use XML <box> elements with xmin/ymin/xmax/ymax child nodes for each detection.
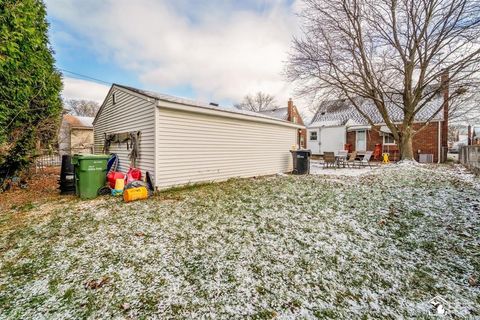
<box><xmin>93</xmin><ymin>84</ymin><xmax>304</xmax><ymax>189</ymax></box>
<box><xmin>307</xmin><ymin>122</ymin><xmax>346</xmax><ymax>155</ymax></box>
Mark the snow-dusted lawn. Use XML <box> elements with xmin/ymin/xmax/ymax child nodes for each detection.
<box><xmin>0</xmin><ymin>165</ymin><xmax>479</xmax><ymax>319</ymax></box>
<box><xmin>310</xmin><ymin>161</ymin><xmax>376</xmax><ymax>177</ymax></box>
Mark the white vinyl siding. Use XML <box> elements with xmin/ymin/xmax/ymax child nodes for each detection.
<box><xmin>93</xmin><ymin>88</ymin><xmax>156</xmax><ymax>182</ymax></box>
<box><xmin>155</xmin><ymin>107</ymin><xmax>297</xmax><ymax>189</ymax></box>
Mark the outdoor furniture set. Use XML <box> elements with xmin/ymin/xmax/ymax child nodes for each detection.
<box><xmin>321</xmin><ymin>150</ymin><xmax>374</xmax><ymax>169</ymax></box>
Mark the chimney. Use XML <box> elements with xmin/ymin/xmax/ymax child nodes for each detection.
<box><xmin>440</xmin><ymin>69</ymin><xmax>449</xmax><ymax>161</ymax></box>
<box><xmin>287</xmin><ymin>98</ymin><xmax>294</xmax><ymax>122</ymax></box>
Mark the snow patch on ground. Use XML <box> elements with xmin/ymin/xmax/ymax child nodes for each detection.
<box><xmin>0</xmin><ymin>164</ymin><xmax>478</xmax><ymax>318</ymax></box>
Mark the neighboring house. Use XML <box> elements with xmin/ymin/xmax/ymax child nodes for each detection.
<box><xmin>472</xmin><ymin>126</ymin><xmax>480</xmax><ymax>145</ymax></box>
<box><xmin>58</xmin><ymin>115</ymin><xmax>94</xmax><ymax>155</ymax></box>
<box><xmin>307</xmin><ymin>92</ymin><xmax>449</xmax><ymax>163</ymax></box>
<box><xmin>256</xmin><ymin>99</ymin><xmax>307</xmax><ymax>148</ymax></box>
<box><xmin>93</xmin><ymin>84</ymin><xmax>304</xmax><ymax>190</ymax></box>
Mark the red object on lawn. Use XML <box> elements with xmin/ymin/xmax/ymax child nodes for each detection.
<box><xmin>374</xmin><ymin>144</ymin><xmax>382</xmax><ymax>160</ymax></box>
<box><xmin>107</xmin><ymin>171</ymin><xmax>125</xmax><ymax>189</ymax></box>
<box><xmin>126</xmin><ymin>168</ymin><xmax>142</xmax><ymax>184</ymax></box>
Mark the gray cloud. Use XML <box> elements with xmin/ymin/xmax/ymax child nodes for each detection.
<box><xmin>47</xmin><ymin>0</ymin><xmax>302</xmax><ymax>104</ymax></box>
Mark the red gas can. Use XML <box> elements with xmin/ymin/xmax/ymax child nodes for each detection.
<box><xmin>374</xmin><ymin>144</ymin><xmax>382</xmax><ymax>160</ymax></box>
<box><xmin>107</xmin><ymin>171</ymin><xmax>125</xmax><ymax>189</ymax></box>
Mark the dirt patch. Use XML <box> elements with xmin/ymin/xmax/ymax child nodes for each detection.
<box><xmin>0</xmin><ymin>167</ymin><xmax>65</xmax><ymax>212</ymax></box>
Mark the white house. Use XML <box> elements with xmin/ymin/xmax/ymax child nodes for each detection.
<box><xmin>93</xmin><ymin>84</ymin><xmax>304</xmax><ymax>189</ymax></box>
<box><xmin>306</xmin><ymin>95</ymin><xmax>448</xmax><ymax>163</ymax></box>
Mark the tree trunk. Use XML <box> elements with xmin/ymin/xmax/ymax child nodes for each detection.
<box><xmin>399</xmin><ymin>126</ymin><xmax>415</xmax><ymax>161</ymax></box>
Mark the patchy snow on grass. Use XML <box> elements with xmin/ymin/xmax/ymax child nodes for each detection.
<box><xmin>0</xmin><ymin>164</ymin><xmax>478</xmax><ymax>319</ymax></box>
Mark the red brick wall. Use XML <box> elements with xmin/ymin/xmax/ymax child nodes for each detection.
<box><xmin>288</xmin><ymin>99</ymin><xmax>307</xmax><ymax>148</ymax></box>
<box><xmin>346</xmin><ymin>123</ymin><xmax>441</xmax><ymax>162</ymax></box>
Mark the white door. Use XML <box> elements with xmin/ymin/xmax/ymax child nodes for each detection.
<box><xmin>307</xmin><ymin>129</ymin><xmax>320</xmax><ymax>154</ymax></box>
<box><xmin>319</xmin><ymin>126</ymin><xmax>346</xmax><ymax>154</ymax></box>
<box><xmin>356</xmin><ymin>130</ymin><xmax>366</xmax><ymax>151</ymax></box>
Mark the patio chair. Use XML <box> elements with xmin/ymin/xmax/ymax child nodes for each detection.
<box><xmin>323</xmin><ymin>152</ymin><xmax>336</xmax><ymax>168</ymax></box>
<box><xmin>358</xmin><ymin>151</ymin><xmax>374</xmax><ymax>168</ymax></box>
<box><xmin>346</xmin><ymin>151</ymin><xmax>358</xmax><ymax>168</ymax></box>
<box><xmin>337</xmin><ymin>150</ymin><xmax>348</xmax><ymax>168</ymax></box>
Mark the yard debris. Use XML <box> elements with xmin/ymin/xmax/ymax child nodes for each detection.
<box><xmin>0</xmin><ymin>166</ymin><xmax>63</xmax><ymax>211</ymax></box>
<box><xmin>468</xmin><ymin>276</ymin><xmax>478</xmax><ymax>287</ymax></box>
<box><xmin>84</xmin><ymin>277</ymin><xmax>110</xmax><ymax>290</ymax></box>
<box><xmin>429</xmin><ymin>296</ymin><xmax>449</xmax><ymax>315</ymax></box>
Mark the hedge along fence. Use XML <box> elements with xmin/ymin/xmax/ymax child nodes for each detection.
<box><xmin>459</xmin><ymin>145</ymin><xmax>480</xmax><ymax>174</ymax></box>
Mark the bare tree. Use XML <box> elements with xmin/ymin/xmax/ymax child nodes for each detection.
<box><xmin>64</xmin><ymin>99</ymin><xmax>100</xmax><ymax>117</ymax></box>
<box><xmin>235</xmin><ymin>92</ymin><xmax>279</xmax><ymax>112</ymax></box>
<box><xmin>449</xmin><ymin>83</ymin><xmax>480</xmax><ymax>124</ymax></box>
<box><xmin>287</xmin><ymin>0</ymin><xmax>480</xmax><ymax>160</ymax></box>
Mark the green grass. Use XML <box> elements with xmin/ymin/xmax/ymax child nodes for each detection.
<box><xmin>0</xmin><ymin>165</ymin><xmax>478</xmax><ymax>318</ymax></box>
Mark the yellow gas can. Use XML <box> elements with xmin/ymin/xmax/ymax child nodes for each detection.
<box><xmin>123</xmin><ymin>187</ymin><xmax>148</xmax><ymax>202</ymax></box>
<box><xmin>114</xmin><ymin>178</ymin><xmax>125</xmax><ymax>190</ymax></box>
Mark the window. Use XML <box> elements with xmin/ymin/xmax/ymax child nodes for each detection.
<box><xmin>356</xmin><ymin>130</ymin><xmax>366</xmax><ymax>151</ymax></box>
<box><xmin>112</xmin><ymin>93</ymin><xmax>117</xmax><ymax>105</ymax></box>
<box><xmin>383</xmin><ymin>134</ymin><xmax>396</xmax><ymax>145</ymax></box>
<box><xmin>309</xmin><ymin>131</ymin><xmax>317</xmax><ymax>141</ymax></box>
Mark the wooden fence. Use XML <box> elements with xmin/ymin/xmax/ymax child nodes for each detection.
<box><xmin>459</xmin><ymin>145</ymin><xmax>480</xmax><ymax>174</ymax></box>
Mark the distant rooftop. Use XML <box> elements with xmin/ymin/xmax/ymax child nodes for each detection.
<box><xmin>310</xmin><ymin>95</ymin><xmax>444</xmax><ymax>127</ymax></box>
<box><xmin>256</xmin><ymin>107</ymin><xmax>289</xmax><ymax>121</ymax></box>
<box><xmin>63</xmin><ymin>115</ymin><xmax>94</xmax><ymax>128</ymax></box>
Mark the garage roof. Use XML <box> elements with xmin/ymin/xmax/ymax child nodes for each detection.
<box><xmin>114</xmin><ymin>84</ymin><xmax>299</xmax><ymax>126</ymax></box>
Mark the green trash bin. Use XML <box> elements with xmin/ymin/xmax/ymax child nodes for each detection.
<box><xmin>71</xmin><ymin>154</ymin><xmax>110</xmax><ymax>199</ymax></box>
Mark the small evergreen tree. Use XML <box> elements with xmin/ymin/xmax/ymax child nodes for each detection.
<box><xmin>0</xmin><ymin>0</ymin><xmax>62</xmax><ymax>189</ymax></box>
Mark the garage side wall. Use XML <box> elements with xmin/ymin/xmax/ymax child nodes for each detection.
<box><xmin>156</xmin><ymin>107</ymin><xmax>297</xmax><ymax>189</ymax></box>
<box><xmin>93</xmin><ymin>88</ymin><xmax>156</xmax><ymax>182</ymax></box>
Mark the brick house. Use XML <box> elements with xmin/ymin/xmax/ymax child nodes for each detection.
<box><xmin>257</xmin><ymin>99</ymin><xmax>307</xmax><ymax>148</ymax></box>
<box><xmin>307</xmin><ymin>89</ymin><xmax>449</xmax><ymax>163</ymax></box>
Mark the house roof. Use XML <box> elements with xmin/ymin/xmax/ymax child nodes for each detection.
<box><xmin>309</xmin><ymin>95</ymin><xmax>444</xmax><ymax>127</ymax></box>
<box><xmin>256</xmin><ymin>107</ymin><xmax>289</xmax><ymax>121</ymax></box>
<box><xmin>114</xmin><ymin>84</ymin><xmax>297</xmax><ymax>125</ymax></box>
<box><xmin>63</xmin><ymin>115</ymin><xmax>94</xmax><ymax>128</ymax></box>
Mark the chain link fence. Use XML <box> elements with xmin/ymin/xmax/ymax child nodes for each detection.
<box><xmin>459</xmin><ymin>145</ymin><xmax>480</xmax><ymax>174</ymax></box>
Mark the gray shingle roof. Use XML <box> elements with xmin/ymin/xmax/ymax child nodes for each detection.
<box><xmin>310</xmin><ymin>96</ymin><xmax>444</xmax><ymax>127</ymax></box>
<box><xmin>115</xmin><ymin>84</ymin><xmax>292</xmax><ymax>124</ymax></box>
<box><xmin>256</xmin><ymin>107</ymin><xmax>289</xmax><ymax>121</ymax></box>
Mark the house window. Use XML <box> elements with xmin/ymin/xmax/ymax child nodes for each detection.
<box><xmin>356</xmin><ymin>130</ymin><xmax>366</xmax><ymax>151</ymax></box>
<box><xmin>292</xmin><ymin>116</ymin><xmax>297</xmax><ymax>123</ymax></box>
<box><xmin>383</xmin><ymin>134</ymin><xmax>396</xmax><ymax>145</ymax></box>
<box><xmin>112</xmin><ymin>93</ymin><xmax>117</xmax><ymax>105</ymax></box>
<box><xmin>309</xmin><ymin>131</ymin><xmax>317</xmax><ymax>141</ymax></box>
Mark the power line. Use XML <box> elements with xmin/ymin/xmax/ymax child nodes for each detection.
<box><xmin>59</xmin><ymin>68</ymin><xmax>112</xmax><ymax>85</ymax></box>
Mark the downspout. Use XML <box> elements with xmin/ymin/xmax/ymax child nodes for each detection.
<box><xmin>438</xmin><ymin>122</ymin><xmax>441</xmax><ymax>163</ymax></box>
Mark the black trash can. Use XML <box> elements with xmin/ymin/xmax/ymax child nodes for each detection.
<box><xmin>290</xmin><ymin>149</ymin><xmax>311</xmax><ymax>174</ymax></box>
<box><xmin>58</xmin><ymin>155</ymin><xmax>75</xmax><ymax>195</ymax></box>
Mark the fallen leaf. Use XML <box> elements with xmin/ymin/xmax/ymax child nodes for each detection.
<box><xmin>85</xmin><ymin>276</ymin><xmax>110</xmax><ymax>290</ymax></box>
<box><xmin>468</xmin><ymin>276</ymin><xmax>477</xmax><ymax>287</ymax></box>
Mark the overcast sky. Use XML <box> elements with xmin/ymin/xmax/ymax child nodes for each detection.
<box><xmin>45</xmin><ymin>0</ymin><xmax>303</xmax><ymax>110</ymax></box>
